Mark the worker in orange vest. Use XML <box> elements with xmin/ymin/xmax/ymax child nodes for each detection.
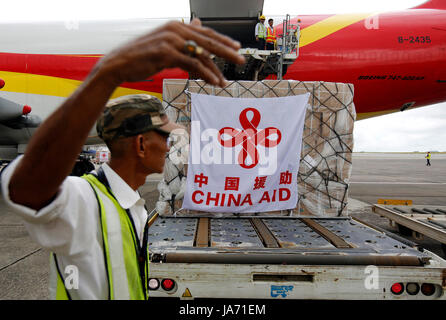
<box><xmin>266</xmin><ymin>18</ymin><xmax>277</xmax><ymax>50</ymax></box>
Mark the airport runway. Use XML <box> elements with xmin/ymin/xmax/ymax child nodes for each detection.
<box><xmin>350</xmin><ymin>153</ymin><xmax>446</xmax><ymax>205</ymax></box>
<box><xmin>0</xmin><ymin>153</ymin><xmax>445</xmax><ymax>300</ymax></box>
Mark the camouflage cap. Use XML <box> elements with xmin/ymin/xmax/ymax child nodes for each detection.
<box><xmin>97</xmin><ymin>94</ymin><xmax>182</xmax><ymax>142</ymax></box>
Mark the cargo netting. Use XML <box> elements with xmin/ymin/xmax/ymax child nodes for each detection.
<box><xmin>156</xmin><ymin>80</ymin><xmax>356</xmax><ymax>217</ymax></box>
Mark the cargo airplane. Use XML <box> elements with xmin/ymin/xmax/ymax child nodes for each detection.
<box><xmin>0</xmin><ymin>0</ymin><xmax>445</xmax><ymax>159</ymax></box>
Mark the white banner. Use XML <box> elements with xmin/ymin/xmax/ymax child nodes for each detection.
<box><xmin>182</xmin><ymin>93</ymin><xmax>309</xmax><ymax>213</ymax></box>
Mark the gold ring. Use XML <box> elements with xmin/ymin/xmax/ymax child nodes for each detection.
<box><xmin>195</xmin><ymin>46</ymin><xmax>204</xmax><ymax>56</ymax></box>
<box><xmin>184</xmin><ymin>40</ymin><xmax>203</xmax><ymax>57</ymax></box>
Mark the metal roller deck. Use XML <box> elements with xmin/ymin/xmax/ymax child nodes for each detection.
<box><xmin>148</xmin><ymin>216</ymin><xmax>431</xmax><ymax>266</ymax></box>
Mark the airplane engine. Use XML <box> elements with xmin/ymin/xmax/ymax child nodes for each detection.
<box><xmin>0</xmin><ymin>96</ymin><xmax>32</xmax><ymax>122</ymax></box>
<box><xmin>3</xmin><ymin>114</ymin><xmax>41</xmax><ymax>129</ymax></box>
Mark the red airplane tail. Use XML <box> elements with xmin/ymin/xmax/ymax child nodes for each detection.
<box><xmin>411</xmin><ymin>0</ymin><xmax>446</xmax><ymax>9</ymax></box>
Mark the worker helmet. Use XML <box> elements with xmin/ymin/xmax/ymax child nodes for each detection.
<box><xmin>260</xmin><ymin>15</ymin><xmax>266</xmax><ymax>20</ymax></box>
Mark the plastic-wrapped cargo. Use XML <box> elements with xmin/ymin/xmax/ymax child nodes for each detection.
<box><xmin>156</xmin><ymin>79</ymin><xmax>356</xmax><ymax>217</ymax></box>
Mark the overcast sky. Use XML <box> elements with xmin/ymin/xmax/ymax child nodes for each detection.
<box><xmin>1</xmin><ymin>0</ymin><xmax>444</xmax><ymax>152</ymax></box>
<box><xmin>0</xmin><ymin>0</ymin><xmax>426</xmax><ymax>20</ymax></box>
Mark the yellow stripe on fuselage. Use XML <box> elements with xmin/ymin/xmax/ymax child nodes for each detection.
<box><xmin>356</xmin><ymin>108</ymin><xmax>400</xmax><ymax>120</ymax></box>
<box><xmin>300</xmin><ymin>12</ymin><xmax>379</xmax><ymax>48</ymax></box>
<box><xmin>1</xmin><ymin>13</ymin><xmax>379</xmax><ymax>104</ymax></box>
<box><xmin>0</xmin><ymin>71</ymin><xmax>160</xmax><ymax>99</ymax></box>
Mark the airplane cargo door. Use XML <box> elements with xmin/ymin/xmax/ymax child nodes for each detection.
<box><xmin>190</xmin><ymin>0</ymin><xmax>264</xmax><ymax>48</ymax></box>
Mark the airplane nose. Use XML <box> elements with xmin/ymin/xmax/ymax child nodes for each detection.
<box><xmin>0</xmin><ymin>79</ymin><xmax>5</xmax><ymax>89</ymax></box>
<box><xmin>23</xmin><ymin>105</ymin><xmax>32</xmax><ymax>115</ymax></box>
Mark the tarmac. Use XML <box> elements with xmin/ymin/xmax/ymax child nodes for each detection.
<box><xmin>0</xmin><ymin>152</ymin><xmax>445</xmax><ymax>300</ymax></box>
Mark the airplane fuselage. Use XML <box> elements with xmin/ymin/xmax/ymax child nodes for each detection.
<box><xmin>280</xmin><ymin>8</ymin><xmax>446</xmax><ymax>119</ymax></box>
<box><xmin>0</xmin><ymin>5</ymin><xmax>445</xmax><ymax>147</ymax></box>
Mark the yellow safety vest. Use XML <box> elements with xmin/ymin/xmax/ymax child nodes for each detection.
<box><xmin>49</xmin><ymin>173</ymin><xmax>149</xmax><ymax>300</ymax></box>
<box><xmin>256</xmin><ymin>23</ymin><xmax>266</xmax><ymax>39</ymax></box>
<box><xmin>266</xmin><ymin>26</ymin><xmax>276</xmax><ymax>43</ymax></box>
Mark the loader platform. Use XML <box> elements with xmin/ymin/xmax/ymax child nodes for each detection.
<box><xmin>148</xmin><ymin>216</ymin><xmax>432</xmax><ymax>267</ymax></box>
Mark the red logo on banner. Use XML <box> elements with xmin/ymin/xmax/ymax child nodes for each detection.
<box><xmin>218</xmin><ymin>108</ymin><xmax>282</xmax><ymax>169</ymax></box>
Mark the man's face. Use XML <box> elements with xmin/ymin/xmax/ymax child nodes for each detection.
<box><xmin>140</xmin><ymin>130</ymin><xmax>170</xmax><ymax>174</ymax></box>
<box><xmin>269</xmin><ymin>20</ymin><xmax>273</xmax><ymax>27</ymax></box>
<box><xmin>260</xmin><ymin>19</ymin><xmax>265</xmax><ymax>24</ymax></box>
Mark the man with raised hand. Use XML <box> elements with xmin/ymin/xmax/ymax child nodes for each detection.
<box><xmin>1</xmin><ymin>19</ymin><xmax>245</xmax><ymax>300</ymax></box>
